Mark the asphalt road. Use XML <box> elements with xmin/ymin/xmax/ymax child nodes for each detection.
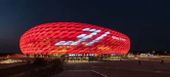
<box><xmin>51</xmin><ymin>61</ymin><xmax>170</xmax><ymax>77</ymax></box>
<box><xmin>1</xmin><ymin>60</ymin><xmax>170</xmax><ymax>77</ymax></box>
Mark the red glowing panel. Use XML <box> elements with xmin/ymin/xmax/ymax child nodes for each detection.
<box><xmin>20</xmin><ymin>22</ymin><xmax>130</xmax><ymax>55</ymax></box>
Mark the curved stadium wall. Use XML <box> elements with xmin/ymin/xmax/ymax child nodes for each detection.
<box><xmin>20</xmin><ymin>22</ymin><xmax>130</xmax><ymax>55</ymax></box>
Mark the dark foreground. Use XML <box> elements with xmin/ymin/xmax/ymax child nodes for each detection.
<box><xmin>1</xmin><ymin>60</ymin><xmax>170</xmax><ymax>77</ymax></box>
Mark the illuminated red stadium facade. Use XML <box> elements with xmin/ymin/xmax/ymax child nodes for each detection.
<box><xmin>20</xmin><ymin>22</ymin><xmax>130</xmax><ymax>55</ymax></box>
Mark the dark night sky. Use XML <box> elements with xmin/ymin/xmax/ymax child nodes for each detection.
<box><xmin>0</xmin><ymin>0</ymin><xmax>170</xmax><ymax>53</ymax></box>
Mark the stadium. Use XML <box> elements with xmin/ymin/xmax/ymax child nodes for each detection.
<box><xmin>20</xmin><ymin>22</ymin><xmax>130</xmax><ymax>59</ymax></box>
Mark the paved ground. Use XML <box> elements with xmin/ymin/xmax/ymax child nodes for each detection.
<box><xmin>51</xmin><ymin>61</ymin><xmax>170</xmax><ymax>77</ymax></box>
<box><xmin>1</xmin><ymin>60</ymin><xmax>170</xmax><ymax>77</ymax></box>
<box><xmin>51</xmin><ymin>70</ymin><xmax>104</xmax><ymax>77</ymax></box>
<box><xmin>0</xmin><ymin>63</ymin><xmax>26</xmax><ymax>69</ymax></box>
